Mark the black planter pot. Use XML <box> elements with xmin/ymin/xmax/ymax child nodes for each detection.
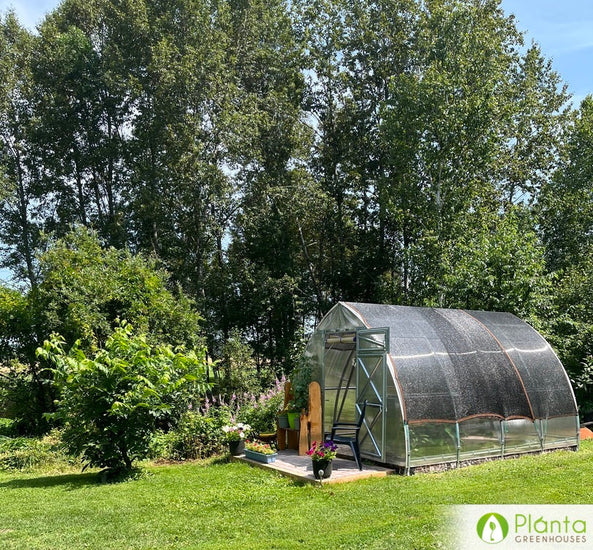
<box><xmin>228</xmin><ymin>440</ymin><xmax>245</xmax><ymax>456</ymax></box>
<box><xmin>312</xmin><ymin>459</ymin><xmax>333</xmax><ymax>479</ymax></box>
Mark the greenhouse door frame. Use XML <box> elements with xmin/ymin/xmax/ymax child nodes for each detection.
<box><xmin>356</xmin><ymin>328</ymin><xmax>388</xmax><ymax>463</ymax></box>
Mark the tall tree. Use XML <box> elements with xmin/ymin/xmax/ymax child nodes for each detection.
<box><xmin>0</xmin><ymin>14</ymin><xmax>40</xmax><ymax>287</ymax></box>
<box><xmin>31</xmin><ymin>0</ymin><xmax>136</xmax><ymax>246</ymax></box>
<box><xmin>539</xmin><ymin>97</ymin><xmax>593</xmax><ymax>410</ymax></box>
<box><xmin>212</xmin><ymin>0</ymin><xmax>312</xmax><ymax>371</ymax></box>
<box><xmin>540</xmin><ymin>97</ymin><xmax>593</xmax><ymax>273</ymax></box>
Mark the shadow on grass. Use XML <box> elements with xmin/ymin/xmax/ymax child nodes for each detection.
<box><xmin>210</xmin><ymin>455</ymin><xmax>232</xmax><ymax>466</ymax></box>
<box><xmin>0</xmin><ymin>471</ymin><xmax>102</xmax><ymax>490</ymax></box>
<box><xmin>0</xmin><ymin>466</ymin><xmax>150</xmax><ymax>490</ymax></box>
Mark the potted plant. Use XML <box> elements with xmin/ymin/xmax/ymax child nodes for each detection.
<box><xmin>286</xmin><ymin>401</ymin><xmax>301</xmax><ymax>430</ymax></box>
<box><xmin>244</xmin><ymin>440</ymin><xmax>278</xmax><ymax>463</ymax></box>
<box><xmin>307</xmin><ymin>440</ymin><xmax>337</xmax><ymax>479</ymax></box>
<box><xmin>287</xmin><ymin>360</ymin><xmax>312</xmax><ymax>430</ymax></box>
<box><xmin>222</xmin><ymin>422</ymin><xmax>251</xmax><ymax>456</ymax></box>
<box><xmin>277</xmin><ymin>408</ymin><xmax>290</xmax><ymax>429</ymax></box>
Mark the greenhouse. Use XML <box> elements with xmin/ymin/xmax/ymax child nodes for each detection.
<box><xmin>305</xmin><ymin>302</ymin><xmax>579</xmax><ymax>473</ymax></box>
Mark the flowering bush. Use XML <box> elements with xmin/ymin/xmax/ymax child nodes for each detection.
<box><xmin>307</xmin><ymin>440</ymin><xmax>337</xmax><ymax>462</ymax></box>
<box><xmin>237</xmin><ymin>377</ymin><xmax>285</xmax><ymax>433</ymax></box>
<box><xmin>149</xmin><ymin>407</ymin><xmax>229</xmax><ymax>460</ymax></box>
<box><xmin>222</xmin><ymin>422</ymin><xmax>251</xmax><ymax>442</ymax></box>
<box><xmin>245</xmin><ymin>440</ymin><xmax>276</xmax><ymax>455</ymax></box>
<box><xmin>149</xmin><ymin>379</ymin><xmax>285</xmax><ymax>461</ymax></box>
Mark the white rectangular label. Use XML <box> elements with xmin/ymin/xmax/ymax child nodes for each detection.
<box><xmin>450</xmin><ymin>505</ymin><xmax>593</xmax><ymax>549</ymax></box>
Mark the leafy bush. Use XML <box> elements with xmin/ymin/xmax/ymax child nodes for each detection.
<box><xmin>0</xmin><ymin>431</ymin><xmax>74</xmax><ymax>471</ymax></box>
<box><xmin>35</xmin><ymin>228</ymin><xmax>204</xmax><ymax>351</ymax></box>
<box><xmin>237</xmin><ymin>378</ymin><xmax>285</xmax><ymax>434</ymax></box>
<box><xmin>0</xmin><ymin>417</ymin><xmax>16</xmax><ymax>437</ymax></box>
<box><xmin>38</xmin><ymin>323</ymin><xmax>210</xmax><ymax>472</ymax></box>
<box><xmin>150</xmin><ymin>408</ymin><xmax>229</xmax><ymax>460</ymax></box>
<box><xmin>148</xmin><ymin>379</ymin><xmax>285</xmax><ymax>461</ymax></box>
<box><xmin>1</xmin><ymin>229</ymin><xmax>206</xmax><ymax>437</ymax></box>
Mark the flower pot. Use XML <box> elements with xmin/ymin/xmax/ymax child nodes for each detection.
<box><xmin>228</xmin><ymin>440</ymin><xmax>245</xmax><ymax>456</ymax></box>
<box><xmin>312</xmin><ymin>459</ymin><xmax>332</xmax><ymax>479</ymax></box>
<box><xmin>287</xmin><ymin>411</ymin><xmax>300</xmax><ymax>430</ymax></box>
<box><xmin>277</xmin><ymin>414</ymin><xmax>289</xmax><ymax>429</ymax></box>
<box><xmin>245</xmin><ymin>449</ymin><xmax>277</xmax><ymax>463</ymax></box>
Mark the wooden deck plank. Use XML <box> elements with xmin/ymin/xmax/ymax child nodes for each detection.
<box><xmin>232</xmin><ymin>449</ymin><xmax>393</xmax><ymax>485</ymax></box>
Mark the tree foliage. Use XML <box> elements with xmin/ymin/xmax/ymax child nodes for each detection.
<box><xmin>35</xmin><ymin>227</ymin><xmax>203</xmax><ymax>351</ymax></box>
<box><xmin>0</xmin><ymin>228</ymin><xmax>203</xmax><ymax>433</ymax></box>
<box><xmin>1</xmin><ymin>0</ymin><xmax>593</xmax><ymax>414</ymax></box>
<box><xmin>539</xmin><ymin>97</ymin><xmax>593</xmax><ymax>411</ymax></box>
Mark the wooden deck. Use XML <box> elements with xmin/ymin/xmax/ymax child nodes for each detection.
<box><xmin>232</xmin><ymin>449</ymin><xmax>394</xmax><ymax>485</ymax></box>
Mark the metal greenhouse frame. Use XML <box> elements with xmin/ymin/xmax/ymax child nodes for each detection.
<box><xmin>305</xmin><ymin>302</ymin><xmax>579</xmax><ymax>473</ymax></box>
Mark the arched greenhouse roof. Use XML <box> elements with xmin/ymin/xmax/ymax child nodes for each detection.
<box><xmin>317</xmin><ymin>302</ymin><xmax>577</xmax><ymax>425</ymax></box>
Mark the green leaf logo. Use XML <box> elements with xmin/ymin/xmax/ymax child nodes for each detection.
<box><xmin>476</xmin><ymin>513</ymin><xmax>509</xmax><ymax>544</ymax></box>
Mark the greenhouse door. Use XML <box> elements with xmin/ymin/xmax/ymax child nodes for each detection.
<box><xmin>356</xmin><ymin>328</ymin><xmax>388</xmax><ymax>462</ymax></box>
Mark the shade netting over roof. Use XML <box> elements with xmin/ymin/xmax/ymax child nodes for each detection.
<box><xmin>340</xmin><ymin>302</ymin><xmax>576</xmax><ymax>424</ymax></box>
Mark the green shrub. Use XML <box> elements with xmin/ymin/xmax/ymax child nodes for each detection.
<box><xmin>0</xmin><ymin>431</ymin><xmax>74</xmax><ymax>471</ymax></box>
<box><xmin>147</xmin><ymin>379</ymin><xmax>285</xmax><ymax>462</ymax></box>
<box><xmin>38</xmin><ymin>324</ymin><xmax>211</xmax><ymax>472</ymax></box>
<box><xmin>237</xmin><ymin>378</ymin><xmax>285</xmax><ymax>434</ymax></box>
<box><xmin>0</xmin><ymin>418</ymin><xmax>16</xmax><ymax>437</ymax></box>
<box><xmin>150</xmin><ymin>408</ymin><xmax>228</xmax><ymax>460</ymax></box>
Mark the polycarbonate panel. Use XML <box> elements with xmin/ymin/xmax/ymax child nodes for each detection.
<box><xmin>502</xmin><ymin>419</ymin><xmax>541</xmax><ymax>454</ymax></box>
<box><xmin>390</xmin><ymin>331</ymin><xmax>458</xmax><ymax>421</ymax></box>
<box><xmin>317</xmin><ymin>303</ymin><xmax>368</xmax><ymax>332</ymax></box>
<box><xmin>468</xmin><ymin>311</ymin><xmax>578</xmax><ymax>419</ymax></box>
<box><xmin>323</xmin><ymin>389</ymin><xmax>339</xmax><ymax>429</ymax></box>
<box><xmin>408</xmin><ymin>423</ymin><xmax>459</xmax><ymax>466</ymax></box>
<box><xmin>322</xmin><ymin>345</ymin><xmax>356</xmax><ymax>429</ymax></box>
<box><xmin>384</xmin><ymin>393</ymin><xmax>406</xmax><ymax>465</ymax></box>
<box><xmin>539</xmin><ymin>416</ymin><xmax>579</xmax><ymax>449</ymax></box>
<box><xmin>357</xmin><ymin>349</ymin><xmax>385</xmax><ymax>460</ymax></box>
<box><xmin>428</xmin><ymin>309</ymin><xmax>532</xmax><ymax>420</ymax></box>
<box><xmin>458</xmin><ymin>418</ymin><xmax>502</xmax><ymax>460</ymax></box>
<box><xmin>324</xmin><ymin>389</ymin><xmax>357</xmax><ymax>428</ymax></box>
<box><xmin>383</xmin><ymin>305</ymin><xmax>533</xmax><ymax>422</ymax></box>
<box><xmin>304</xmin><ymin>330</ymin><xmax>324</xmax><ymax>385</ymax></box>
<box><xmin>358</xmin><ymin>331</ymin><xmax>387</xmax><ymax>351</ymax></box>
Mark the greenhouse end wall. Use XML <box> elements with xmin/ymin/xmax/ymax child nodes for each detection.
<box><xmin>306</xmin><ymin>302</ymin><xmax>579</xmax><ymax>472</ymax></box>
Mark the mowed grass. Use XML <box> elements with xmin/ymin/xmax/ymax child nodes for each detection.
<box><xmin>1</xmin><ymin>442</ymin><xmax>593</xmax><ymax>550</ymax></box>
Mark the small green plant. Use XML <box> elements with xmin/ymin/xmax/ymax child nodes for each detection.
<box><xmin>149</xmin><ymin>407</ymin><xmax>229</xmax><ymax>461</ymax></box>
<box><xmin>288</xmin><ymin>360</ymin><xmax>312</xmax><ymax>412</ymax></box>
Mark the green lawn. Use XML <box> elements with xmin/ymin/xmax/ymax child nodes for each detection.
<box><xmin>1</xmin><ymin>442</ymin><xmax>592</xmax><ymax>550</ymax></box>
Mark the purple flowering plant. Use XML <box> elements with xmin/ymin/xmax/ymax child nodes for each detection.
<box><xmin>307</xmin><ymin>440</ymin><xmax>338</xmax><ymax>462</ymax></box>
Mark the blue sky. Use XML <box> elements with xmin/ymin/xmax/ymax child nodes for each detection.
<box><xmin>500</xmin><ymin>0</ymin><xmax>593</xmax><ymax>107</ymax></box>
